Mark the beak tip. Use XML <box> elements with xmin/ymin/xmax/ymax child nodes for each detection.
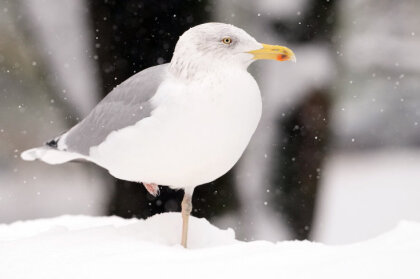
<box><xmin>291</xmin><ymin>55</ymin><xmax>297</xmax><ymax>63</ymax></box>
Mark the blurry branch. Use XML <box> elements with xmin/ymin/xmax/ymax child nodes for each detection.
<box><xmin>10</xmin><ymin>1</ymin><xmax>79</xmax><ymax>127</ymax></box>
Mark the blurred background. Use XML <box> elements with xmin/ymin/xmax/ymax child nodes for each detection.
<box><xmin>1</xmin><ymin>0</ymin><xmax>419</xmax><ymax>244</ymax></box>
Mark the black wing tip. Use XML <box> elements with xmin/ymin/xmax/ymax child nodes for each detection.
<box><xmin>45</xmin><ymin>130</ymin><xmax>67</xmax><ymax>149</ymax></box>
<box><xmin>45</xmin><ymin>138</ymin><xmax>59</xmax><ymax>148</ymax></box>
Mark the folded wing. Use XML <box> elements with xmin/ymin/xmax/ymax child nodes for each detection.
<box><xmin>22</xmin><ymin>64</ymin><xmax>168</xmax><ymax>163</ymax></box>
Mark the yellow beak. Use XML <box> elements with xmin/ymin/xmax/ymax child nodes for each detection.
<box><xmin>248</xmin><ymin>43</ymin><xmax>296</xmax><ymax>62</ymax></box>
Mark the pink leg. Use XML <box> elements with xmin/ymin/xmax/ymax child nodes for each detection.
<box><xmin>143</xmin><ymin>183</ymin><xmax>160</xmax><ymax>197</ymax></box>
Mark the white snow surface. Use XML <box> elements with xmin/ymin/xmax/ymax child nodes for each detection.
<box><xmin>313</xmin><ymin>149</ymin><xmax>420</xmax><ymax>244</ymax></box>
<box><xmin>1</xmin><ymin>213</ymin><xmax>420</xmax><ymax>279</ymax></box>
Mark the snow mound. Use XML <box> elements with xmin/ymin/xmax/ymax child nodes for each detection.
<box><xmin>1</xmin><ymin>214</ymin><xmax>420</xmax><ymax>279</ymax></box>
<box><xmin>0</xmin><ymin>213</ymin><xmax>236</xmax><ymax>248</ymax></box>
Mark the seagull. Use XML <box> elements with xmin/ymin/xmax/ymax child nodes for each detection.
<box><xmin>21</xmin><ymin>22</ymin><xmax>295</xmax><ymax>248</ymax></box>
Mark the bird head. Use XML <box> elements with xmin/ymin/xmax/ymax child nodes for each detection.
<box><xmin>170</xmin><ymin>22</ymin><xmax>295</xmax><ymax>79</ymax></box>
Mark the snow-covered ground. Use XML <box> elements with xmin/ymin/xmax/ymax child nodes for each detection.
<box><xmin>1</xmin><ymin>213</ymin><xmax>420</xmax><ymax>279</ymax></box>
<box><xmin>313</xmin><ymin>149</ymin><xmax>420</xmax><ymax>244</ymax></box>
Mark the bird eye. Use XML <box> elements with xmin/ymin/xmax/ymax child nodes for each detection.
<box><xmin>222</xmin><ymin>37</ymin><xmax>232</xmax><ymax>44</ymax></box>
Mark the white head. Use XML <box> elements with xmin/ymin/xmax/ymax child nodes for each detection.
<box><xmin>170</xmin><ymin>23</ymin><xmax>295</xmax><ymax>79</ymax></box>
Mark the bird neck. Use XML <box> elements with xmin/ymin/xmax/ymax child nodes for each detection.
<box><xmin>169</xmin><ymin>57</ymin><xmax>244</xmax><ymax>82</ymax></box>
<box><xmin>169</xmin><ymin>45</ymin><xmax>245</xmax><ymax>81</ymax></box>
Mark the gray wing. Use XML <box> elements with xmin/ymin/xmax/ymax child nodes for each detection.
<box><xmin>55</xmin><ymin>63</ymin><xmax>168</xmax><ymax>155</ymax></box>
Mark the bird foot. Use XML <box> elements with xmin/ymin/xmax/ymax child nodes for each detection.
<box><xmin>143</xmin><ymin>182</ymin><xmax>160</xmax><ymax>197</ymax></box>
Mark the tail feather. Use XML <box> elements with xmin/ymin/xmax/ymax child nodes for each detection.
<box><xmin>21</xmin><ymin>147</ymin><xmax>84</xmax><ymax>165</ymax></box>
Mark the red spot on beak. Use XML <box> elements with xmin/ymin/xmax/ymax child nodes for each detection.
<box><xmin>277</xmin><ymin>54</ymin><xmax>288</xmax><ymax>61</ymax></box>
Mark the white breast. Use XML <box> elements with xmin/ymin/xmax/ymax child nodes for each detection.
<box><xmin>90</xmin><ymin>69</ymin><xmax>262</xmax><ymax>188</ymax></box>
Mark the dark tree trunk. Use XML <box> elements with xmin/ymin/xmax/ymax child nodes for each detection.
<box><xmin>271</xmin><ymin>90</ymin><xmax>330</xmax><ymax>239</ymax></box>
<box><xmin>269</xmin><ymin>0</ymin><xmax>336</xmax><ymax>239</ymax></box>
<box><xmin>87</xmin><ymin>0</ymin><xmax>239</xmax><ymax>220</ymax></box>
